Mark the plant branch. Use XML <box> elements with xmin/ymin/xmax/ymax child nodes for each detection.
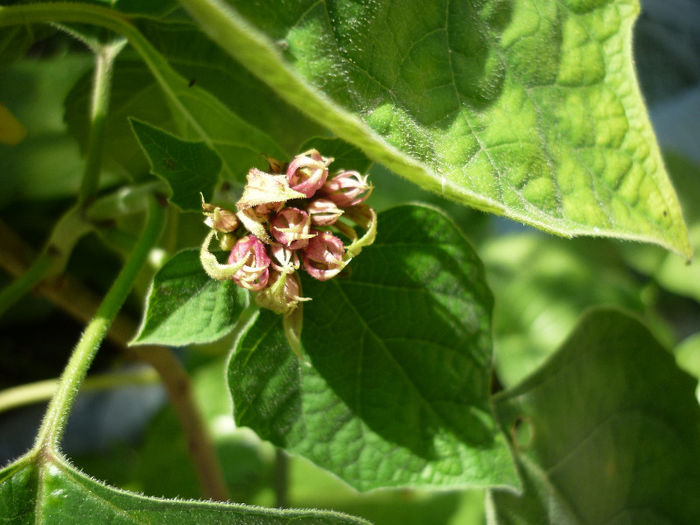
<box><xmin>0</xmin><ymin>207</ymin><xmax>91</xmax><ymax>319</ymax></box>
<box><xmin>77</xmin><ymin>39</ymin><xmax>126</xmax><ymax>209</ymax></box>
<box><xmin>0</xmin><ymin>368</ymin><xmax>159</xmax><ymax>414</ymax></box>
<box><xmin>0</xmin><ymin>219</ymin><xmax>230</xmax><ymax>502</ymax></box>
<box><xmin>0</xmin><ymin>252</ymin><xmax>52</xmax><ymax>318</ymax></box>
<box><xmin>33</xmin><ymin>197</ymin><xmax>165</xmax><ymax>451</ymax></box>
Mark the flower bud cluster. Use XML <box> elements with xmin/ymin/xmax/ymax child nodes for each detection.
<box><xmin>200</xmin><ymin>149</ymin><xmax>376</xmax><ymax>316</ymax></box>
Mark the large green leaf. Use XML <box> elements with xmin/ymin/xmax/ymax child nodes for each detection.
<box><xmin>0</xmin><ymin>453</ymin><xmax>367</xmax><ymax>524</ymax></box>
<box><xmin>487</xmin><ymin>308</ymin><xmax>700</xmax><ymax>524</ymax></box>
<box><xmin>132</xmin><ymin>248</ymin><xmax>248</xmax><ymax>346</ymax></box>
<box><xmin>129</xmin><ymin>118</ymin><xmax>220</xmax><ymax>211</ymax></box>
<box><xmin>229</xmin><ymin>205</ymin><xmax>518</xmax><ymax>491</ymax></box>
<box><xmin>178</xmin><ymin>0</ymin><xmax>690</xmax><ymax>255</ymax></box>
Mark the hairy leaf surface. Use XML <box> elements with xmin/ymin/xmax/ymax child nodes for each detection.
<box><xmin>0</xmin><ymin>454</ymin><xmax>367</xmax><ymax>524</ymax></box>
<box><xmin>229</xmin><ymin>205</ymin><xmax>518</xmax><ymax>491</ymax></box>
<box><xmin>487</xmin><ymin>308</ymin><xmax>700</xmax><ymax>524</ymax></box>
<box><xmin>180</xmin><ymin>0</ymin><xmax>690</xmax><ymax>255</ymax></box>
<box><xmin>132</xmin><ymin>248</ymin><xmax>248</xmax><ymax>346</ymax></box>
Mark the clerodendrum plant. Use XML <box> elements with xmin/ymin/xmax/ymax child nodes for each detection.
<box><xmin>1</xmin><ymin>0</ymin><xmax>699</xmax><ymax>523</ymax></box>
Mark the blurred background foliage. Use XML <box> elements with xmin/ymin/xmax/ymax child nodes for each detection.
<box><xmin>1</xmin><ymin>1</ymin><xmax>699</xmax><ymax>523</ymax></box>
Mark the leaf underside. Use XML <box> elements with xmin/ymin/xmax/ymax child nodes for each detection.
<box><xmin>488</xmin><ymin>308</ymin><xmax>700</xmax><ymax>524</ymax></box>
<box><xmin>188</xmin><ymin>0</ymin><xmax>690</xmax><ymax>255</ymax></box>
<box><xmin>229</xmin><ymin>205</ymin><xmax>518</xmax><ymax>491</ymax></box>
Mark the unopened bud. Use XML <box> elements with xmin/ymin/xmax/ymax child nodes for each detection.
<box><xmin>287</xmin><ymin>149</ymin><xmax>333</xmax><ymax>198</ymax></box>
<box><xmin>322</xmin><ymin>170</ymin><xmax>373</xmax><ymax>207</ymax></box>
<box><xmin>203</xmin><ymin>206</ymin><xmax>239</xmax><ymax>233</ymax></box>
<box><xmin>307</xmin><ymin>198</ymin><xmax>343</xmax><ymax>226</ymax></box>
<box><xmin>303</xmin><ymin>231</ymin><xmax>346</xmax><ymax>281</ymax></box>
<box><xmin>270</xmin><ymin>207</ymin><xmax>315</xmax><ymax>250</ymax></box>
<box><xmin>228</xmin><ymin>235</ymin><xmax>270</xmax><ymax>291</ymax></box>
<box><xmin>256</xmin><ymin>270</ymin><xmax>309</xmax><ymax>315</ymax></box>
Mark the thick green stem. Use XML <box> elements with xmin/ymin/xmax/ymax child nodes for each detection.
<box><xmin>33</xmin><ymin>198</ymin><xmax>165</xmax><ymax>451</ymax></box>
<box><xmin>77</xmin><ymin>40</ymin><xmax>125</xmax><ymax>208</ymax></box>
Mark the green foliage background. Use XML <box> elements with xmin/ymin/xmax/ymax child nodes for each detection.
<box><xmin>0</xmin><ymin>0</ymin><xmax>699</xmax><ymax>524</ymax></box>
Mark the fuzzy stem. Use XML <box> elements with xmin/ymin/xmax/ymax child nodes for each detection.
<box><xmin>0</xmin><ymin>219</ymin><xmax>230</xmax><ymax>501</ymax></box>
<box><xmin>77</xmin><ymin>39</ymin><xmax>125</xmax><ymax>209</ymax></box>
<box><xmin>33</xmin><ymin>198</ymin><xmax>165</xmax><ymax>451</ymax></box>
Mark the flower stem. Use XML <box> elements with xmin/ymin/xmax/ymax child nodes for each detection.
<box><xmin>33</xmin><ymin>197</ymin><xmax>165</xmax><ymax>451</ymax></box>
<box><xmin>77</xmin><ymin>39</ymin><xmax>126</xmax><ymax>209</ymax></box>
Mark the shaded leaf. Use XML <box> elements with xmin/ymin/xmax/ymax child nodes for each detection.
<box><xmin>480</xmin><ymin>234</ymin><xmax>659</xmax><ymax>387</ymax></box>
<box><xmin>130</xmin><ymin>118</ymin><xmax>220</xmax><ymax>211</ymax></box>
<box><xmin>64</xmin><ymin>60</ymin><xmax>176</xmax><ymax>179</ymax></box>
<box><xmin>230</xmin><ymin>205</ymin><xmax>517</xmax><ymax>491</ymax></box>
<box><xmin>180</xmin><ymin>0</ymin><xmax>690</xmax><ymax>255</ymax></box>
<box><xmin>136</xmin><ymin>18</ymin><xmax>323</xmax><ymax>154</ymax></box>
<box><xmin>488</xmin><ymin>308</ymin><xmax>700</xmax><ymax>524</ymax></box>
<box><xmin>0</xmin><ymin>453</ymin><xmax>367</xmax><ymax>524</ymax></box>
<box><xmin>132</xmin><ymin>249</ymin><xmax>247</xmax><ymax>346</ymax></box>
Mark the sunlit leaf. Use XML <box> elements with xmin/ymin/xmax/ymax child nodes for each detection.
<box><xmin>179</xmin><ymin>0</ymin><xmax>690</xmax><ymax>255</ymax></box>
<box><xmin>132</xmin><ymin>249</ymin><xmax>247</xmax><ymax>346</ymax></box>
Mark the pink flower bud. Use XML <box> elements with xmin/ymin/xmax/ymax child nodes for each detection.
<box><xmin>306</xmin><ymin>198</ymin><xmax>343</xmax><ymax>226</ymax></box>
<box><xmin>270</xmin><ymin>207</ymin><xmax>315</xmax><ymax>250</ymax></box>
<box><xmin>303</xmin><ymin>231</ymin><xmax>346</xmax><ymax>281</ymax></box>
<box><xmin>228</xmin><ymin>235</ymin><xmax>270</xmax><ymax>291</ymax></box>
<box><xmin>322</xmin><ymin>170</ymin><xmax>373</xmax><ymax>207</ymax></box>
<box><xmin>286</xmin><ymin>149</ymin><xmax>332</xmax><ymax>198</ymax></box>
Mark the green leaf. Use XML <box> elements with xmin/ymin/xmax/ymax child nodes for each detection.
<box><xmin>129</xmin><ymin>118</ymin><xmax>220</xmax><ymax>211</ymax></box>
<box><xmin>480</xmin><ymin>234</ymin><xmax>658</xmax><ymax>387</ymax></box>
<box><xmin>125</xmin><ymin>25</ymin><xmax>287</xmax><ymax>183</ymax></box>
<box><xmin>487</xmin><ymin>308</ymin><xmax>700</xmax><ymax>524</ymax></box>
<box><xmin>178</xmin><ymin>0</ymin><xmax>690</xmax><ymax>255</ymax></box>
<box><xmin>229</xmin><ymin>204</ymin><xmax>518</xmax><ymax>491</ymax></box>
<box><xmin>136</xmin><ymin>18</ymin><xmax>324</xmax><ymax>155</ymax></box>
<box><xmin>619</xmin><ymin>153</ymin><xmax>700</xmax><ymax>302</ymax></box>
<box><xmin>64</xmin><ymin>60</ymin><xmax>176</xmax><ymax>179</ymax></box>
<box><xmin>0</xmin><ymin>453</ymin><xmax>367</xmax><ymax>524</ymax></box>
<box><xmin>132</xmin><ymin>248</ymin><xmax>247</xmax><ymax>346</ymax></box>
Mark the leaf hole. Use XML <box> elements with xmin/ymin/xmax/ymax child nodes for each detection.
<box><xmin>510</xmin><ymin>416</ymin><xmax>534</xmax><ymax>450</ymax></box>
